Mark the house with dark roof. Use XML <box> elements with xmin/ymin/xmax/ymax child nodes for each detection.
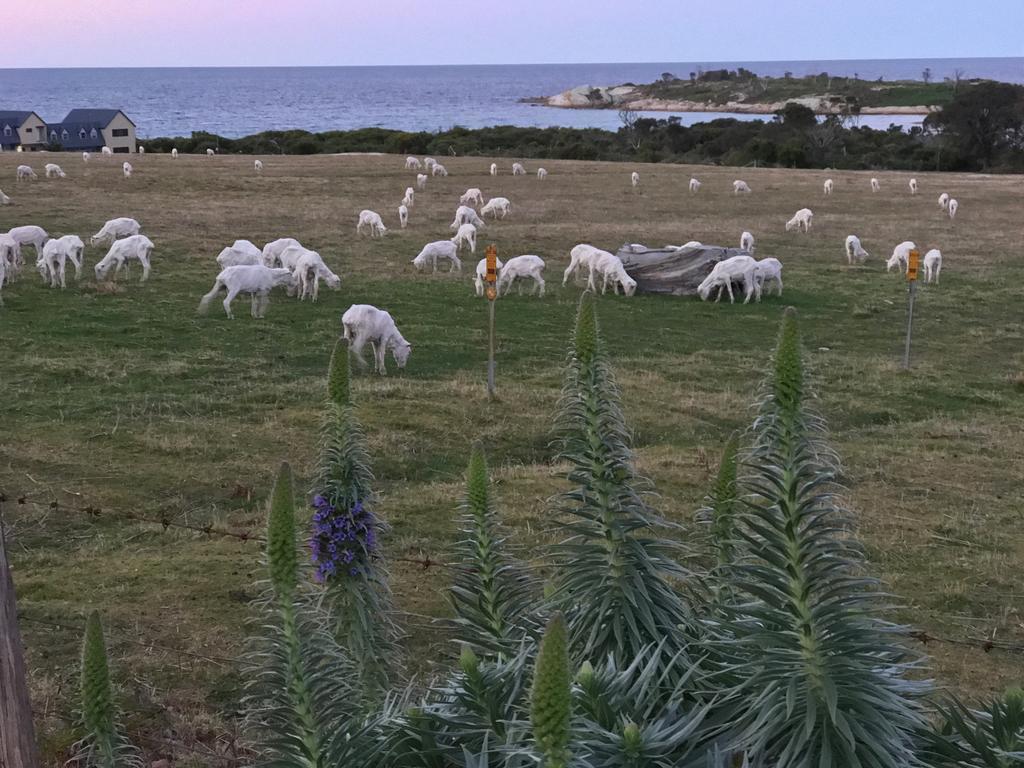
<box><xmin>46</xmin><ymin>109</ymin><xmax>137</xmax><ymax>153</ymax></box>
<box><xmin>0</xmin><ymin>111</ymin><xmax>47</xmax><ymax>151</ymax></box>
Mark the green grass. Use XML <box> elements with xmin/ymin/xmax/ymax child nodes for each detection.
<box><xmin>2</xmin><ymin>153</ymin><xmax>1023</xmax><ymax>765</ymax></box>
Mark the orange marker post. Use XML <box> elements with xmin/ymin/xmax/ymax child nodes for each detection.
<box><xmin>902</xmin><ymin>249</ymin><xmax>920</xmax><ymax>369</ymax></box>
<box><xmin>485</xmin><ymin>245</ymin><xmax>498</xmax><ymax>397</ymax></box>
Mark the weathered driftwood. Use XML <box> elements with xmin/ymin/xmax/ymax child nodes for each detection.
<box><xmin>616</xmin><ymin>244</ymin><xmax>747</xmax><ymax>296</ymax></box>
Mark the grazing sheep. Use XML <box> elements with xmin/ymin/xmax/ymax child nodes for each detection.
<box><xmin>101</xmin><ymin>146</ymin><xmax>113</xmax><ymax>156</ymax></box>
<box><xmin>496</xmin><ymin>254</ymin><xmax>546</xmax><ymax>296</ymax></box>
<box><xmin>7</xmin><ymin>225</ymin><xmax>48</xmax><ymax>260</ymax></box>
<box><xmin>631</xmin><ymin>171</ymin><xmax>640</xmax><ymax>187</ymax></box>
<box><xmin>254</xmin><ymin>159</ymin><xmax>263</xmax><ymax>173</ymax></box>
<box><xmin>563</xmin><ymin>244</ymin><xmax>609</xmax><ymax>286</ymax></box>
<box><xmin>39</xmin><ymin>235</ymin><xmax>85</xmax><ymax>288</ymax></box>
<box><xmin>740</xmin><ymin>231</ymin><xmax>755</xmax><ymax>254</ymax></box>
<box><xmin>292</xmin><ymin>249</ymin><xmax>341</xmax><ymax>301</ymax></box>
<box><xmin>490</xmin><ymin>163</ymin><xmax>498</xmax><ymax>176</ymax></box>
<box><xmin>275</xmin><ymin>244</ymin><xmax>323</xmax><ymax>273</ymax></box>
<box><xmin>171</xmin><ymin>148</ymin><xmax>178</xmax><ymax>158</ymax></box>
<box><xmin>138</xmin><ymin>145</ymin><xmax>145</xmax><ymax>154</ymax></box>
<box><xmin>823</xmin><ymin>178</ymin><xmax>834</xmax><ymax>195</ymax></box>
<box><xmin>94</xmin><ymin>234</ymin><xmax>155</xmax><ymax>282</ymax></box>
<box><xmin>754</xmin><ymin>257</ymin><xmax>783</xmax><ymax>298</ymax></box>
<box><xmin>923</xmin><ymin>249</ymin><xmax>942</xmax><ymax>283</ymax></box>
<box><xmin>356</xmin><ymin>210</ymin><xmax>387</xmax><ymax>238</ymax></box>
<box><xmin>82</xmin><ymin>152</ymin><xmax>90</xmax><ymax>162</ymax></box>
<box><xmin>0</xmin><ymin>252</ymin><xmax>5</xmax><ymax>304</ymax></box>
<box><xmin>460</xmin><ymin>187</ymin><xmax>484</xmax><ymax>206</ymax></box>
<box><xmin>262</xmin><ymin>237</ymin><xmax>302</xmax><ymax>267</ymax></box>
<box><xmin>588</xmin><ymin>251</ymin><xmax>636</xmax><ymax>296</ymax></box>
<box><xmin>207</xmin><ymin>148</ymin><xmax>215</xmax><ymax>156</ymax></box>
<box><xmin>405</xmin><ymin>156</ymin><xmax>422</xmax><ymax>170</ymax></box>
<box><xmin>45</xmin><ymin>163</ymin><xmax>66</xmax><ymax>179</ymax></box>
<box><xmin>90</xmin><ymin>217</ymin><xmax>141</xmax><ymax>246</ymax></box>
<box><xmin>871</xmin><ymin>178</ymin><xmax>880</xmax><ymax>193</ymax></box>
<box><xmin>948</xmin><ymin>199</ymin><xmax>959</xmax><ymax>219</ymax></box>
<box><xmin>412</xmin><ymin>240</ymin><xmax>462</xmax><ymax>273</ymax></box>
<box><xmin>733</xmin><ymin>179</ymin><xmax>752</xmax><ymax>194</ymax></box>
<box><xmin>689</xmin><ymin>178</ymin><xmax>701</xmax><ymax>193</ymax></box>
<box><xmin>844</xmin><ymin>234</ymin><xmax>870</xmax><ymax>264</ymax></box>
<box><xmin>398</xmin><ymin>204</ymin><xmax>409</xmax><ymax>229</ymax></box>
<box><xmin>424</xmin><ymin>157</ymin><xmax>437</xmax><ymax>171</ymax></box>
<box><xmin>785</xmin><ymin>208</ymin><xmax>814</xmax><ymax>232</ymax></box>
<box><xmin>198</xmin><ymin>264</ymin><xmax>296</xmax><ymax>318</ymax></box>
<box><xmin>432</xmin><ymin>163</ymin><xmax>448</xmax><ymax>177</ymax></box>
<box><xmin>122</xmin><ymin>161</ymin><xmax>133</xmax><ymax>178</ymax></box>
<box><xmin>938</xmin><ymin>192</ymin><xmax>949</xmax><ymax>210</ymax></box>
<box><xmin>16</xmin><ymin>165</ymin><xmax>36</xmax><ymax>181</ymax></box>
<box><xmin>216</xmin><ymin>239</ymin><xmax>264</xmax><ymax>267</ymax></box>
<box><xmin>697</xmin><ymin>255</ymin><xmax>759</xmax><ymax>304</ymax></box>
<box><xmin>0</xmin><ymin>188</ymin><xmax>9</xmax><ymax>205</ymax></box>
<box><xmin>416</xmin><ymin>173</ymin><xmax>428</xmax><ymax>190</ymax></box>
<box><xmin>886</xmin><ymin>241</ymin><xmax>917</xmax><ymax>273</ymax></box>
<box><xmin>403</xmin><ymin>187</ymin><xmax>415</xmax><ymax>207</ymax></box>
<box><xmin>450</xmin><ymin>205</ymin><xmax>486</xmax><ymax>230</ymax></box>
<box><xmin>537</xmin><ymin>167</ymin><xmax>547</xmax><ymax>179</ymax></box>
<box><xmin>909</xmin><ymin>178</ymin><xmax>918</xmax><ymax>194</ymax></box>
<box><xmin>0</xmin><ymin>234</ymin><xmax>23</xmax><ymax>282</ymax></box>
<box><xmin>342</xmin><ymin>304</ymin><xmax>412</xmax><ymax>375</ymax></box>
<box><xmin>512</xmin><ymin>162</ymin><xmax>526</xmax><ymax>176</ymax></box>
<box><xmin>451</xmin><ymin>223</ymin><xmax>478</xmax><ymax>253</ymax></box>
<box><xmin>480</xmin><ymin>197</ymin><xmax>512</xmax><ymax>219</ymax></box>
<box><xmin>473</xmin><ymin>256</ymin><xmax>504</xmax><ymax>296</ymax></box>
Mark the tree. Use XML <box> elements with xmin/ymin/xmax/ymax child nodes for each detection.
<box><xmin>926</xmin><ymin>81</ymin><xmax>1024</xmax><ymax>169</ymax></box>
<box><xmin>774</xmin><ymin>101</ymin><xmax>817</xmax><ymax>130</ymax></box>
<box><xmin>618</xmin><ymin>108</ymin><xmax>642</xmax><ymax>151</ymax></box>
<box><xmin>952</xmin><ymin>67</ymin><xmax>966</xmax><ymax>93</ymax></box>
<box><xmin>922</xmin><ymin>67</ymin><xmax>933</xmax><ymax>84</ymax></box>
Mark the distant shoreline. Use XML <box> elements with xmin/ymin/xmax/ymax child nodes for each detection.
<box><xmin>525</xmin><ymin>96</ymin><xmax>934</xmax><ymax>116</ymax></box>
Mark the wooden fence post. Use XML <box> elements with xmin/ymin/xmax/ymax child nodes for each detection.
<box><xmin>0</xmin><ymin>500</ymin><xmax>41</xmax><ymax>768</ymax></box>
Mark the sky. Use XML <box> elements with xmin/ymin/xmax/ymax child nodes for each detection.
<box><xmin>6</xmin><ymin>0</ymin><xmax>1024</xmax><ymax>67</ymax></box>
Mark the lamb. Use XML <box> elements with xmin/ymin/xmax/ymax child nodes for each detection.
<box><xmin>823</xmin><ymin>178</ymin><xmax>834</xmax><ymax>195</ymax></box>
<box><xmin>871</xmin><ymin>178</ymin><xmax>880</xmax><ymax>193</ymax></box>
<box><xmin>90</xmin><ymin>217</ymin><xmax>141</xmax><ymax>246</ymax></box>
<box><xmin>740</xmin><ymin>231</ymin><xmax>755</xmax><ymax>254</ymax></box>
<box><xmin>512</xmin><ymin>162</ymin><xmax>526</xmax><ymax>176</ymax></box>
<box><xmin>356</xmin><ymin>210</ymin><xmax>387</xmax><ymax>238</ymax></box>
<box><xmin>0</xmin><ymin>188</ymin><xmax>9</xmax><ymax>205</ymax></box>
<box><xmin>261</xmin><ymin>237</ymin><xmax>302</xmax><ymax>267</ymax></box>
<box><xmin>938</xmin><ymin>192</ymin><xmax>949</xmax><ymax>210</ymax></box>
<box><xmin>754</xmin><ymin>257</ymin><xmax>783</xmax><ymax>298</ymax></box>
<box><xmin>101</xmin><ymin>146</ymin><xmax>113</xmax><ymax>156</ymax></box>
<box><xmin>341</xmin><ymin>304</ymin><xmax>412</xmax><ymax>375</ymax></box>
<box><xmin>94</xmin><ymin>234</ymin><xmax>155</xmax><ymax>282</ymax></box>
<box><xmin>474</xmin><ymin>255</ymin><xmax>504</xmax><ymax>296</ymax></box>
<box><xmin>733</xmin><ymin>179</ymin><xmax>752</xmax><ymax>194</ymax></box>
<box><xmin>198</xmin><ymin>264</ymin><xmax>296</xmax><ymax>319</ymax></box>
<box><xmin>254</xmin><ymin>159</ymin><xmax>263</xmax><ymax>173</ymax></box>
<box><xmin>909</xmin><ymin>178</ymin><xmax>918</xmax><ymax>194</ymax></box>
<box><xmin>697</xmin><ymin>255</ymin><xmax>759</xmax><ymax>304</ymax></box>
<box><xmin>45</xmin><ymin>163</ymin><xmax>66</xmax><ymax>179</ymax></box>
<box><xmin>490</xmin><ymin>163</ymin><xmax>498</xmax><ymax>176</ymax></box>
<box><xmin>82</xmin><ymin>152</ymin><xmax>90</xmax><ymax>162</ymax></box>
<box><xmin>948</xmin><ymin>199</ymin><xmax>959</xmax><ymax>219</ymax></box>
<box><xmin>844</xmin><ymin>234</ymin><xmax>870</xmax><ymax>264</ymax></box>
<box><xmin>122</xmin><ymin>161</ymin><xmax>133</xmax><ymax>178</ymax></box>
<box><xmin>432</xmin><ymin>163</ymin><xmax>448</xmax><ymax>177</ymax></box>
<box><xmin>886</xmin><ymin>241</ymin><xmax>916</xmax><ymax>273</ymax></box>
<box><xmin>216</xmin><ymin>239</ymin><xmax>264</xmax><ymax>267</ymax></box>
<box><xmin>207</xmin><ymin>148</ymin><xmax>215</xmax><ymax>156</ymax></box>
<box><xmin>171</xmin><ymin>148</ymin><xmax>179</xmax><ymax>158</ymax></box>
<box><xmin>460</xmin><ymin>188</ymin><xmax>484</xmax><ymax>206</ymax></box>
<box><xmin>563</xmin><ymin>244</ymin><xmax>609</xmax><ymax>286</ymax></box>
<box><xmin>537</xmin><ymin>167</ymin><xmax>547</xmax><ymax>179</ymax></box>
<box><xmin>480</xmin><ymin>197</ymin><xmax>512</xmax><ymax>219</ymax></box>
<box><xmin>398</xmin><ymin>204</ymin><xmax>409</xmax><ymax>229</ymax></box>
<box><xmin>7</xmin><ymin>225</ymin><xmax>48</xmax><ymax>260</ymax></box>
<box><xmin>403</xmin><ymin>187</ymin><xmax>415</xmax><ymax>207</ymax></box>
<box><xmin>450</xmin><ymin>205</ymin><xmax>486</xmax><ymax>230</ymax></box>
<box><xmin>405</xmin><ymin>156</ymin><xmax>422</xmax><ymax>170</ymax></box>
<box><xmin>785</xmin><ymin>208</ymin><xmax>814</xmax><ymax>232</ymax></box>
<box><xmin>631</xmin><ymin>171</ymin><xmax>640</xmax><ymax>187</ymax></box>
<box><xmin>416</xmin><ymin>173</ymin><xmax>428</xmax><ymax>190</ymax></box>
<box><xmin>16</xmin><ymin>165</ymin><xmax>36</xmax><ymax>181</ymax></box>
<box><xmin>39</xmin><ymin>234</ymin><xmax>85</xmax><ymax>288</ymax></box>
<box><xmin>412</xmin><ymin>240</ymin><xmax>462</xmax><ymax>273</ymax></box>
<box><xmin>450</xmin><ymin>223</ymin><xmax>478</xmax><ymax>253</ymax></box>
<box><xmin>292</xmin><ymin>249</ymin><xmax>341</xmax><ymax>301</ymax></box>
<box><xmin>496</xmin><ymin>254</ymin><xmax>546</xmax><ymax>297</ymax></box>
<box><xmin>689</xmin><ymin>178</ymin><xmax>701</xmax><ymax>193</ymax></box>
<box><xmin>424</xmin><ymin>157</ymin><xmax>437</xmax><ymax>171</ymax></box>
<box><xmin>588</xmin><ymin>251</ymin><xmax>636</xmax><ymax>296</ymax></box>
<box><xmin>923</xmin><ymin>249</ymin><xmax>942</xmax><ymax>283</ymax></box>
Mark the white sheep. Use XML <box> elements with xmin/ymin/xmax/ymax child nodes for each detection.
<box><xmin>198</xmin><ymin>264</ymin><xmax>296</xmax><ymax>318</ymax></box>
<box><xmin>450</xmin><ymin>205</ymin><xmax>486</xmax><ymax>230</ymax></box>
<box><xmin>588</xmin><ymin>251</ymin><xmax>636</xmax><ymax>296</ymax></box>
<box><xmin>537</xmin><ymin>167</ymin><xmax>548</xmax><ymax>179</ymax></box>
<box><xmin>0</xmin><ymin>251</ymin><xmax>5</xmax><ymax>305</ymax></box>
<box><xmin>740</xmin><ymin>231</ymin><xmax>755</xmax><ymax>254</ymax></box>
<box><xmin>497</xmin><ymin>255</ymin><xmax>546</xmax><ymax>297</ymax></box>
<box><xmin>16</xmin><ymin>165</ymin><xmax>36</xmax><ymax>181</ymax></box>
<box><xmin>844</xmin><ymin>235</ymin><xmax>870</xmax><ymax>264</ymax></box>
<box><xmin>292</xmin><ymin>249</ymin><xmax>340</xmax><ymax>301</ymax></box>
<box><xmin>82</xmin><ymin>152</ymin><xmax>90</xmax><ymax>162</ymax></box>
<box><xmin>275</xmin><ymin>244</ymin><xmax>319</xmax><ymax>273</ymax></box>
<box><xmin>403</xmin><ymin>187</ymin><xmax>415</xmax><ymax>207</ymax></box>
<box><xmin>94</xmin><ymin>234</ymin><xmax>155</xmax><ymax>282</ymax></box>
<box><xmin>254</xmin><ymin>159</ymin><xmax>264</xmax><ymax>173</ymax></box>
<box><xmin>216</xmin><ymin>239</ymin><xmax>264</xmax><ymax>267</ymax></box>
<box><xmin>631</xmin><ymin>171</ymin><xmax>640</xmax><ymax>187</ymax></box>
<box><xmin>733</xmin><ymin>180</ymin><xmax>752</xmax><ymax>194</ymax></box>
<box><xmin>7</xmin><ymin>225</ymin><xmax>48</xmax><ymax>260</ymax></box>
<box><xmin>451</xmin><ymin>223</ymin><xmax>478</xmax><ymax>253</ymax></box>
<box><xmin>785</xmin><ymin>208</ymin><xmax>814</xmax><ymax>232</ymax></box>
<box><xmin>412</xmin><ymin>240</ymin><xmax>462</xmax><ymax>273</ymax></box>
<box><xmin>207</xmin><ymin>148</ymin><xmax>215</xmax><ymax>156</ymax></box>
<box><xmin>697</xmin><ymin>255</ymin><xmax>758</xmax><ymax>303</ymax></box>
<box><xmin>424</xmin><ymin>157</ymin><xmax>437</xmax><ymax>171</ymax></box>
<box><xmin>689</xmin><ymin>178</ymin><xmax>701</xmax><ymax>193</ymax></box>
<box><xmin>871</xmin><ymin>178</ymin><xmax>880</xmax><ymax>193</ymax></box>
<box><xmin>398</xmin><ymin>204</ymin><xmax>409</xmax><ymax>229</ymax></box>
<box><xmin>923</xmin><ymin>249</ymin><xmax>942</xmax><ymax>283</ymax></box>
<box><xmin>416</xmin><ymin>173</ymin><xmax>428</xmax><ymax>190</ymax></box>
<box><xmin>490</xmin><ymin>163</ymin><xmax>498</xmax><ymax>176</ymax></box>
<box><xmin>90</xmin><ymin>217</ymin><xmax>141</xmax><ymax>246</ymax></box>
<box><xmin>480</xmin><ymin>197</ymin><xmax>512</xmax><ymax>219</ymax></box>
<box><xmin>432</xmin><ymin>163</ymin><xmax>448</xmax><ymax>177</ymax></box>
<box><xmin>823</xmin><ymin>178</ymin><xmax>834</xmax><ymax>195</ymax></box>
<box><xmin>460</xmin><ymin>188</ymin><xmax>484</xmax><ymax>206</ymax></box>
<box><xmin>171</xmin><ymin>148</ymin><xmax>179</xmax><ymax>158</ymax></box>
<box><xmin>886</xmin><ymin>241</ymin><xmax>917</xmax><ymax>273</ymax></box>
<box><xmin>101</xmin><ymin>146</ymin><xmax>113</xmax><ymax>156</ymax></box>
<box><xmin>356</xmin><ymin>210</ymin><xmax>387</xmax><ymax>238</ymax></box>
<box><xmin>0</xmin><ymin>234</ymin><xmax>23</xmax><ymax>282</ymax></box>
<box><xmin>754</xmin><ymin>257</ymin><xmax>783</xmax><ymax>298</ymax></box>
<box><xmin>405</xmin><ymin>156</ymin><xmax>422</xmax><ymax>170</ymax></box>
<box><xmin>563</xmin><ymin>244</ymin><xmax>609</xmax><ymax>286</ymax></box>
<box><xmin>474</xmin><ymin>256</ymin><xmax>504</xmax><ymax>296</ymax></box>
<box><xmin>342</xmin><ymin>304</ymin><xmax>412</xmax><ymax>375</ymax></box>
<box><xmin>138</xmin><ymin>145</ymin><xmax>145</xmax><ymax>154</ymax></box>
<box><xmin>262</xmin><ymin>237</ymin><xmax>302</xmax><ymax>267</ymax></box>
<box><xmin>122</xmin><ymin>161</ymin><xmax>133</xmax><ymax>178</ymax></box>
<box><xmin>512</xmin><ymin>162</ymin><xmax>526</xmax><ymax>176</ymax></box>
<box><xmin>938</xmin><ymin>192</ymin><xmax>949</xmax><ymax>210</ymax></box>
<box><xmin>948</xmin><ymin>199</ymin><xmax>959</xmax><ymax>219</ymax></box>
<box><xmin>0</xmin><ymin>188</ymin><xmax>9</xmax><ymax>205</ymax></box>
<box><xmin>39</xmin><ymin>235</ymin><xmax>85</xmax><ymax>288</ymax></box>
<box><xmin>909</xmin><ymin>178</ymin><xmax>918</xmax><ymax>194</ymax></box>
<box><xmin>45</xmin><ymin>163</ymin><xmax>66</xmax><ymax>179</ymax></box>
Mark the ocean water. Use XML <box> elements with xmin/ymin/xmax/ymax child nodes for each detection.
<box><xmin>2</xmin><ymin>58</ymin><xmax>1021</xmax><ymax>139</ymax></box>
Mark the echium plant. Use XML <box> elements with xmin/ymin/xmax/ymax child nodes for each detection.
<box><xmin>718</xmin><ymin>308</ymin><xmax>927</xmax><ymax>767</ymax></box>
<box><xmin>311</xmin><ymin>339</ymin><xmax>397</xmax><ymax>697</ymax></box>
<box><xmin>923</xmin><ymin>688</ymin><xmax>1024</xmax><ymax>767</ymax></box>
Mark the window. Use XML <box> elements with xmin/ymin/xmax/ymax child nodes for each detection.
<box><xmin>24</xmin><ymin>126</ymin><xmax>33</xmax><ymax>134</ymax></box>
<box><xmin>50</xmin><ymin>130</ymin><xmax>58</xmax><ymax>141</ymax></box>
<box><xmin>90</xmin><ymin>128</ymin><xmax>98</xmax><ymax>139</ymax></box>
<box><xmin>61</xmin><ymin>129</ymin><xmax>69</xmax><ymax>140</ymax></box>
<box><xmin>2</xmin><ymin>125</ymin><xmax>11</xmax><ymax>137</ymax></box>
<box><xmin>79</xmin><ymin>129</ymin><xmax>87</xmax><ymax>139</ymax></box>
<box><xmin>112</xmin><ymin>128</ymin><xmax>129</xmax><ymax>137</ymax></box>
<box><xmin>113</xmin><ymin>146</ymin><xmax>129</xmax><ymax>153</ymax></box>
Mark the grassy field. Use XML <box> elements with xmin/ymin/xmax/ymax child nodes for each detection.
<box><xmin>1</xmin><ymin>152</ymin><xmax>1022</xmax><ymax>765</ymax></box>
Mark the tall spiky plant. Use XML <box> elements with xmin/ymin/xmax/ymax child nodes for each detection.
<box><xmin>720</xmin><ymin>308</ymin><xmax>926</xmax><ymax>767</ymax></box>
<box><xmin>76</xmin><ymin>611</ymin><xmax>142</xmax><ymax>768</ymax></box>
<box><xmin>448</xmin><ymin>444</ymin><xmax>539</xmax><ymax>659</ymax></box>
<box><xmin>700</xmin><ymin>434</ymin><xmax>740</xmax><ymax>570</ymax></box>
<box><xmin>924</xmin><ymin>689</ymin><xmax>1024</xmax><ymax>767</ymax></box>
<box><xmin>532</xmin><ymin>614</ymin><xmax>572</xmax><ymax>768</ymax></box>
<box><xmin>310</xmin><ymin>340</ymin><xmax>396</xmax><ymax>696</ymax></box>
<box><xmin>549</xmin><ymin>292</ymin><xmax>696</xmax><ymax>671</ymax></box>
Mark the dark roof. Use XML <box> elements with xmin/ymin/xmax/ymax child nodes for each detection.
<box><xmin>44</xmin><ymin>122</ymin><xmax>107</xmax><ymax>149</ymax></box>
<box><xmin>0</xmin><ymin>110</ymin><xmax>38</xmax><ymax>126</ymax></box>
<box><xmin>61</xmin><ymin>109</ymin><xmax>135</xmax><ymax>128</ymax></box>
